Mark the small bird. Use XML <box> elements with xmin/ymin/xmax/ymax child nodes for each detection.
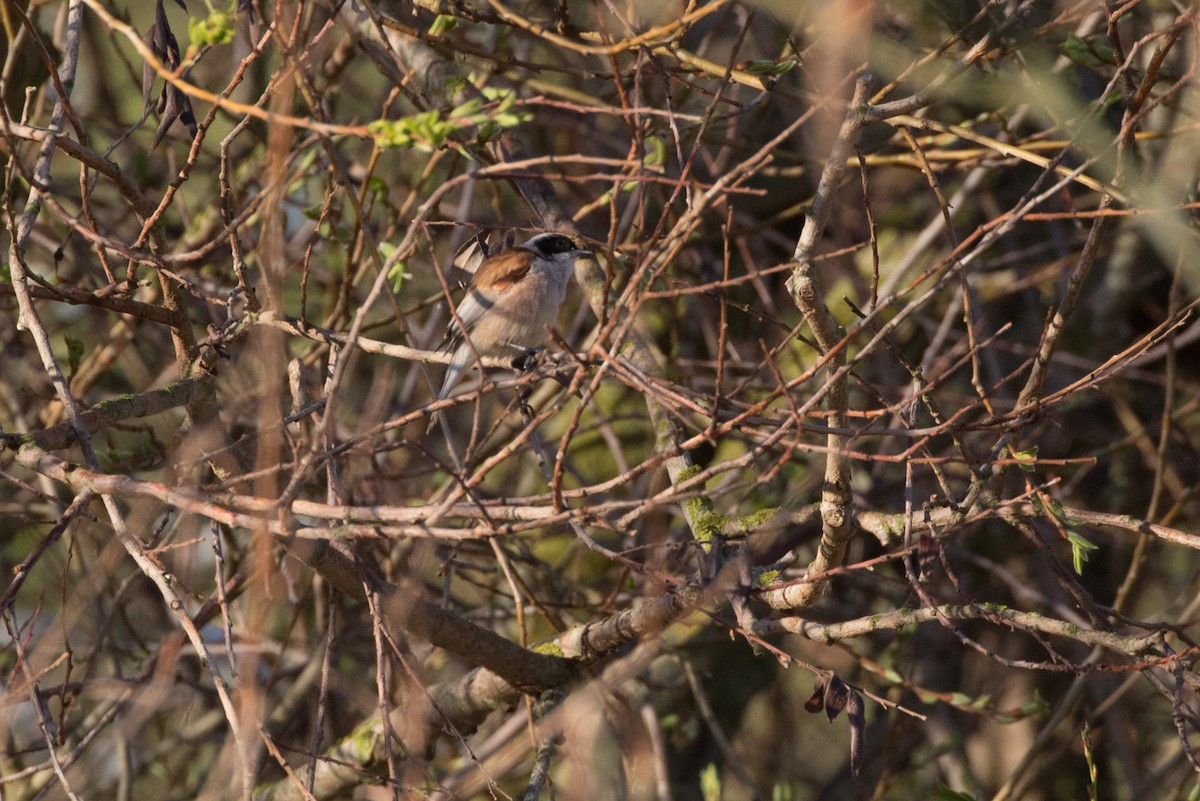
<box><xmin>437</xmin><ymin>232</ymin><xmax>588</xmax><ymax>401</ymax></box>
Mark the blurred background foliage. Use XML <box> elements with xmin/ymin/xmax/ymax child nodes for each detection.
<box><xmin>3</xmin><ymin>1</ymin><xmax>1200</xmax><ymax>800</ymax></box>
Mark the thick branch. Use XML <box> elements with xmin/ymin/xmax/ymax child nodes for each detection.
<box><xmin>1</xmin><ymin>377</ymin><xmax>214</xmax><ymax>451</ymax></box>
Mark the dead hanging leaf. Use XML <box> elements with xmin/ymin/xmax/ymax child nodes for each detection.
<box><xmin>846</xmin><ymin>689</ymin><xmax>865</xmax><ymax>777</ymax></box>
<box><xmin>142</xmin><ymin>0</ymin><xmax>197</xmax><ymax>150</ymax></box>
<box><xmin>804</xmin><ymin>680</ymin><xmax>826</xmax><ymax>714</ymax></box>
<box><xmin>824</xmin><ymin>674</ymin><xmax>850</xmax><ymax>722</ymax></box>
<box><xmin>805</xmin><ymin>674</ymin><xmax>867</xmax><ymax>778</ymax></box>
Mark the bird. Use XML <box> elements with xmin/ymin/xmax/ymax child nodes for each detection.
<box><xmin>436</xmin><ymin>232</ymin><xmax>589</xmax><ymax>401</ymax></box>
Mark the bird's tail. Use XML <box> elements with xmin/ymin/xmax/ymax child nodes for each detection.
<box><xmin>428</xmin><ymin>346</ymin><xmax>469</xmax><ymax>434</ymax></box>
<box><xmin>437</xmin><ymin>345</ymin><xmax>469</xmax><ymax>400</ymax></box>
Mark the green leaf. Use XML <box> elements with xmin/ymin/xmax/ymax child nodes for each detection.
<box><xmin>1062</xmin><ymin>34</ymin><xmax>1114</xmax><ymax>68</ymax></box>
<box><xmin>428</xmin><ymin>14</ymin><xmax>456</xmax><ymax>36</ymax></box>
<box><xmin>645</xmin><ymin>136</ymin><xmax>667</xmax><ymax>166</ymax></box>
<box><xmin>365</xmin><ymin>176</ymin><xmax>389</xmax><ymax>199</ymax></box>
<box><xmin>371</xmin><ymin>90</ymin><xmax>527</xmax><ymax>151</ymax></box>
<box><xmin>476</xmin><ymin>120</ymin><xmax>499</xmax><ymax>142</ymax></box>
<box><xmin>1066</xmin><ymin>531</ymin><xmax>1097</xmax><ymax>552</ymax></box>
<box><xmin>1013</xmin><ymin>445</ymin><xmax>1038</xmax><ymax>472</ymax></box>
<box><xmin>1082</xmin><ymin>722</ymin><xmax>1098</xmax><ymax>801</ymax></box>
<box><xmin>700</xmin><ymin>763</ymin><xmax>721</xmax><ymax>801</ymax></box>
<box><xmin>297</xmin><ymin>148</ymin><xmax>319</xmax><ymax>173</ymax></box>
<box><xmin>1047</xmin><ymin>497</ymin><xmax>1068</xmax><ymax>525</ymax></box>
<box><xmin>745</xmin><ymin>56</ymin><xmax>798</xmax><ymax>76</ymax></box>
<box><xmin>388</xmin><ymin>259</ymin><xmax>411</xmax><ymax>293</ymax></box>
<box><xmin>1068</xmin><ymin>530</ymin><xmax>1098</xmax><ymax>574</ymax></box>
<box><xmin>480</xmin><ymin>86</ymin><xmax>512</xmax><ymax>103</ymax></box>
<box><xmin>449</xmin><ymin>98</ymin><xmax>483</xmax><ymax>120</ymax></box>
<box><xmin>933</xmin><ymin>781</ymin><xmax>978</xmax><ymax>801</ymax></box>
<box><xmin>915</xmin><ymin>688</ymin><xmax>939</xmax><ymax>704</ymax></box>
<box><xmin>493</xmin><ymin>111</ymin><xmax>531</xmax><ymax>128</ymax></box>
<box><xmin>368</xmin><ymin>119</ymin><xmax>410</xmax><ymax>148</ymax></box>
<box><xmin>189</xmin><ymin>6</ymin><xmax>235</xmax><ymax>48</ymax></box>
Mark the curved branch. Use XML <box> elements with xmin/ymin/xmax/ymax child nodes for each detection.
<box><xmin>771</xmin><ymin>77</ymin><xmax>871</xmax><ymax>609</ymax></box>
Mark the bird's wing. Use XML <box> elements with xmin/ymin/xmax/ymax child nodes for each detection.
<box><xmin>447</xmin><ymin>248</ymin><xmax>534</xmax><ymax>338</ymax></box>
<box><xmin>448</xmin><ymin>288</ymin><xmax>494</xmax><ymax>339</ymax></box>
<box><xmin>471</xmin><ymin>247</ymin><xmax>534</xmax><ymax>291</ymax></box>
